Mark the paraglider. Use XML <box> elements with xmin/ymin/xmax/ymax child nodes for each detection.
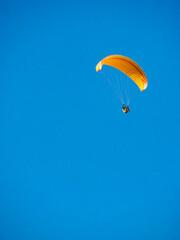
<box><xmin>122</xmin><ymin>104</ymin><xmax>130</xmax><ymax>113</ymax></box>
<box><xmin>96</xmin><ymin>55</ymin><xmax>148</xmax><ymax>113</ymax></box>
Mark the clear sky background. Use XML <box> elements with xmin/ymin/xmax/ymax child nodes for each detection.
<box><xmin>0</xmin><ymin>0</ymin><xmax>180</xmax><ymax>239</ymax></box>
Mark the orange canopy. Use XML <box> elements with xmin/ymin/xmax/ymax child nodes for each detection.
<box><xmin>96</xmin><ymin>55</ymin><xmax>148</xmax><ymax>91</ymax></box>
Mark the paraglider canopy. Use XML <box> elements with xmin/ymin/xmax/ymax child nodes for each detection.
<box><xmin>96</xmin><ymin>55</ymin><xmax>148</xmax><ymax>91</ymax></box>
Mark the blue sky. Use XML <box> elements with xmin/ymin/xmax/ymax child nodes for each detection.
<box><xmin>0</xmin><ymin>0</ymin><xmax>180</xmax><ymax>239</ymax></box>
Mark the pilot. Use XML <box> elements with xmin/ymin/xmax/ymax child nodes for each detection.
<box><xmin>122</xmin><ymin>104</ymin><xmax>130</xmax><ymax>113</ymax></box>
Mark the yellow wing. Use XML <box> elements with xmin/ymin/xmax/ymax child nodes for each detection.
<box><xmin>96</xmin><ymin>55</ymin><xmax>148</xmax><ymax>91</ymax></box>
